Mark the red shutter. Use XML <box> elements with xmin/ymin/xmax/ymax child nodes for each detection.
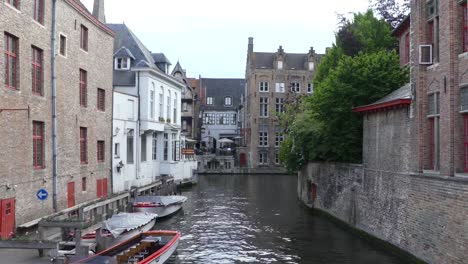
<box><xmin>0</xmin><ymin>198</ymin><xmax>16</xmax><ymax>239</ymax></box>
<box><xmin>96</xmin><ymin>179</ymin><xmax>102</xmax><ymax>198</ymax></box>
<box><xmin>103</xmin><ymin>178</ymin><xmax>108</xmax><ymax>197</ymax></box>
<box><xmin>67</xmin><ymin>182</ymin><xmax>75</xmax><ymax>208</ymax></box>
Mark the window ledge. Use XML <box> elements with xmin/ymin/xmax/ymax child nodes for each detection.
<box><xmin>427</xmin><ymin>63</ymin><xmax>440</xmax><ymax>71</ymax></box>
<box><xmin>458</xmin><ymin>52</ymin><xmax>468</xmax><ymax>59</ymax></box>
<box><xmin>80</xmin><ymin>48</ymin><xmax>89</xmax><ymax>53</ymax></box>
<box><xmin>32</xmin><ymin>19</ymin><xmax>45</xmax><ymax>29</ymax></box>
<box><xmin>4</xmin><ymin>3</ymin><xmax>21</xmax><ymax>13</ymax></box>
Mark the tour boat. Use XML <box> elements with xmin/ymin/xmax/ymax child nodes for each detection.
<box><xmin>95</xmin><ymin>212</ymin><xmax>158</xmax><ymax>251</ymax></box>
<box><xmin>132</xmin><ymin>196</ymin><xmax>187</xmax><ymax>218</ymax></box>
<box><xmin>70</xmin><ymin>230</ymin><xmax>180</xmax><ymax>264</ymax></box>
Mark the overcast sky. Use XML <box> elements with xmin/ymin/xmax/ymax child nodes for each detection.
<box><xmin>82</xmin><ymin>0</ymin><xmax>371</xmax><ymax>78</ymax></box>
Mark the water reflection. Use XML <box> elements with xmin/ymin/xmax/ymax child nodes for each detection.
<box><xmin>155</xmin><ymin>174</ymin><xmax>406</xmax><ymax>264</ymax></box>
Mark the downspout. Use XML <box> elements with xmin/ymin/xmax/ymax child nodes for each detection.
<box><xmin>136</xmin><ymin>72</ymin><xmax>140</xmax><ymax>179</ymax></box>
<box><xmin>51</xmin><ymin>0</ymin><xmax>58</xmax><ymax>212</ymax></box>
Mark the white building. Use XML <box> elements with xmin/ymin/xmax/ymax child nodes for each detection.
<box><xmin>108</xmin><ymin>24</ymin><xmax>197</xmax><ymax>193</ymax></box>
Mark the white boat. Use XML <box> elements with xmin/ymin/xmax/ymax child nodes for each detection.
<box><xmin>70</xmin><ymin>230</ymin><xmax>180</xmax><ymax>264</ymax></box>
<box><xmin>96</xmin><ymin>212</ymin><xmax>157</xmax><ymax>251</ymax></box>
<box><xmin>133</xmin><ymin>196</ymin><xmax>187</xmax><ymax>218</ymax></box>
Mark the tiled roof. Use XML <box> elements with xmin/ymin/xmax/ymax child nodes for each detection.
<box><xmin>353</xmin><ymin>83</ymin><xmax>412</xmax><ymax>113</ymax></box>
<box><xmin>202</xmin><ymin>78</ymin><xmax>245</xmax><ymax>111</ymax></box>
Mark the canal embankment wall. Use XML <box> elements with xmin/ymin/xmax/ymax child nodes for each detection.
<box><xmin>298</xmin><ymin>162</ymin><xmax>468</xmax><ymax>264</ymax></box>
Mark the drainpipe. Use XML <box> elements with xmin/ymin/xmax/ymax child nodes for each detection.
<box><xmin>136</xmin><ymin>72</ymin><xmax>140</xmax><ymax>179</ymax></box>
<box><xmin>51</xmin><ymin>0</ymin><xmax>58</xmax><ymax>212</ymax></box>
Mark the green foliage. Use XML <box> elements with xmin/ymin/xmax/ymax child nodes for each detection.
<box><xmin>279</xmin><ymin>10</ymin><xmax>409</xmax><ymax>173</ymax></box>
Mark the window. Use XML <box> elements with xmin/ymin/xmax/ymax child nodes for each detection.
<box><xmin>167</xmin><ymin>92</ymin><xmax>171</xmax><ymax>120</ymax></box>
<box><xmin>114</xmin><ymin>143</ymin><xmax>120</xmax><ymax>157</ymax></box>
<box><xmin>82</xmin><ymin>177</ymin><xmax>87</xmax><ymax>192</ymax></box>
<box><xmin>128</xmin><ymin>99</ymin><xmax>135</xmax><ymax>120</ymax></box>
<box><xmin>307</xmin><ymin>83</ymin><xmax>313</xmax><ymax>94</ymax></box>
<box><xmin>291</xmin><ymin>82</ymin><xmax>300</xmax><ymax>93</ymax></box>
<box><xmin>4</xmin><ymin>33</ymin><xmax>19</xmax><ymax>90</ymax></box>
<box><xmin>80</xmin><ymin>127</ymin><xmax>88</xmax><ymax>164</ymax></box>
<box><xmin>277</xmin><ymin>61</ymin><xmax>283</xmax><ymax>69</ymax></box>
<box><xmin>427</xmin><ymin>93</ymin><xmax>440</xmax><ymax>171</ymax></box>
<box><xmin>159</xmin><ymin>90</ymin><xmax>164</xmax><ymax>119</ymax></box>
<box><xmin>259</xmin><ymin>82</ymin><xmax>269</xmax><ymax>92</ymax></box>
<box><xmin>33</xmin><ymin>0</ymin><xmax>44</xmax><ymax>24</ymax></box>
<box><xmin>275</xmin><ymin>83</ymin><xmax>285</xmax><ymax>93</ymax></box>
<box><xmin>150</xmin><ymin>89</ymin><xmax>155</xmax><ymax>119</ymax></box>
<box><xmin>259</xmin><ymin>152</ymin><xmax>268</xmax><ymax>165</ymax></box>
<box><xmin>152</xmin><ymin>132</ymin><xmax>157</xmax><ymax>160</ymax></box>
<box><xmin>172</xmin><ymin>133</ymin><xmax>180</xmax><ymax>161</ymax></box>
<box><xmin>260</xmin><ymin>97</ymin><xmax>268</xmax><ymax>117</ymax></box>
<box><xmin>275</xmin><ymin>98</ymin><xmax>284</xmax><ymax>114</ymax></box>
<box><xmin>141</xmin><ymin>135</ymin><xmax>147</xmax><ymax>162</ymax></box>
<box><xmin>404</xmin><ymin>32</ymin><xmax>410</xmax><ymax>64</ymax></box>
<box><xmin>32</xmin><ymin>46</ymin><xmax>43</xmax><ymax>96</ymax></box>
<box><xmin>462</xmin><ymin>87</ymin><xmax>468</xmax><ymax>111</ymax></box>
<box><xmin>6</xmin><ymin>0</ymin><xmax>19</xmax><ymax>9</ymax></box>
<box><xmin>115</xmin><ymin>57</ymin><xmax>129</xmax><ymax>70</ymax></box>
<box><xmin>97</xmin><ymin>88</ymin><xmax>105</xmax><ymax>111</ymax></box>
<box><xmin>33</xmin><ymin>121</ymin><xmax>45</xmax><ymax>169</ymax></box>
<box><xmin>308</xmin><ymin>62</ymin><xmax>315</xmax><ymax>71</ymax></box>
<box><xmin>428</xmin><ymin>92</ymin><xmax>440</xmax><ymax>116</ymax></box>
<box><xmin>163</xmin><ymin>133</ymin><xmax>168</xmax><ymax>161</ymax></box>
<box><xmin>275</xmin><ymin>152</ymin><xmax>280</xmax><ymax>165</ymax></box>
<box><xmin>182</xmin><ymin>120</ymin><xmax>187</xmax><ymax>131</ymax></box>
<box><xmin>259</xmin><ymin>132</ymin><xmax>268</xmax><ymax>146</ymax></box>
<box><xmin>224</xmin><ymin>97</ymin><xmax>232</xmax><ymax>106</ymax></box>
<box><xmin>80</xmin><ymin>25</ymin><xmax>88</xmax><ymax>51</ymax></box>
<box><xmin>207</xmin><ymin>96</ymin><xmax>213</xmax><ymax>105</ymax></box>
<box><xmin>182</xmin><ymin>102</ymin><xmax>188</xmax><ymax>111</ymax></box>
<box><xmin>59</xmin><ymin>34</ymin><xmax>67</xmax><ymax>56</ymax></box>
<box><xmin>463</xmin><ymin>2</ymin><xmax>468</xmax><ymax>53</ymax></box>
<box><xmin>173</xmin><ymin>94</ymin><xmax>177</xmax><ymax>123</ymax></box>
<box><xmin>275</xmin><ymin>132</ymin><xmax>284</xmax><ymax>147</ymax></box>
<box><xmin>127</xmin><ymin>129</ymin><xmax>134</xmax><ymax>164</ymax></box>
<box><xmin>97</xmin><ymin>140</ymin><xmax>105</xmax><ymax>162</ymax></box>
<box><xmin>79</xmin><ymin>69</ymin><xmax>87</xmax><ymax>107</ymax></box>
<box><xmin>427</xmin><ymin>0</ymin><xmax>439</xmax><ymax>63</ymax></box>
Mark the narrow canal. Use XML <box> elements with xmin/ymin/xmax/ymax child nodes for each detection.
<box><xmin>156</xmin><ymin>174</ymin><xmax>407</xmax><ymax>264</ymax></box>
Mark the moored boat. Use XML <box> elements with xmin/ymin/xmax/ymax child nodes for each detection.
<box><xmin>70</xmin><ymin>230</ymin><xmax>180</xmax><ymax>264</ymax></box>
<box><xmin>133</xmin><ymin>196</ymin><xmax>187</xmax><ymax>218</ymax></box>
<box><xmin>96</xmin><ymin>212</ymin><xmax>157</xmax><ymax>251</ymax></box>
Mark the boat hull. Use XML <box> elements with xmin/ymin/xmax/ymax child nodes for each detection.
<box><xmin>146</xmin><ymin>239</ymin><xmax>179</xmax><ymax>264</ymax></box>
<box><xmin>133</xmin><ymin>203</ymin><xmax>183</xmax><ymax>218</ymax></box>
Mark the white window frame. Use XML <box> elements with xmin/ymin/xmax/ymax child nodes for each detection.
<box><xmin>115</xmin><ymin>57</ymin><xmax>130</xmax><ymax>70</ymax></box>
<box><xmin>260</xmin><ymin>97</ymin><xmax>268</xmax><ymax>117</ymax></box>
<box><xmin>259</xmin><ymin>82</ymin><xmax>269</xmax><ymax>92</ymax></box>
<box><xmin>291</xmin><ymin>82</ymin><xmax>300</xmax><ymax>93</ymax></box>
<box><xmin>259</xmin><ymin>152</ymin><xmax>269</xmax><ymax>165</ymax></box>
<box><xmin>277</xmin><ymin>61</ymin><xmax>283</xmax><ymax>69</ymax></box>
<box><xmin>307</xmin><ymin>83</ymin><xmax>313</xmax><ymax>94</ymax></box>
<box><xmin>224</xmin><ymin>96</ymin><xmax>232</xmax><ymax>106</ymax></box>
<box><xmin>259</xmin><ymin>131</ymin><xmax>268</xmax><ymax>147</ymax></box>
<box><xmin>275</xmin><ymin>83</ymin><xmax>285</xmax><ymax>93</ymax></box>
<box><xmin>207</xmin><ymin>97</ymin><xmax>213</xmax><ymax>105</ymax></box>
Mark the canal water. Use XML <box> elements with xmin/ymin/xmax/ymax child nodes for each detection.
<box><xmin>156</xmin><ymin>174</ymin><xmax>407</xmax><ymax>264</ymax></box>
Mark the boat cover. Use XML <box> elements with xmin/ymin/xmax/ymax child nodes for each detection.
<box><xmin>134</xmin><ymin>195</ymin><xmax>187</xmax><ymax>206</ymax></box>
<box><xmin>101</xmin><ymin>212</ymin><xmax>157</xmax><ymax>238</ymax></box>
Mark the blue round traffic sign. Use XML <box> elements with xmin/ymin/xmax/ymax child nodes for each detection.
<box><xmin>36</xmin><ymin>188</ymin><xmax>48</xmax><ymax>201</ymax></box>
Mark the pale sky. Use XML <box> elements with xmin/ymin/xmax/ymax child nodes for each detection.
<box><xmin>81</xmin><ymin>0</ymin><xmax>371</xmax><ymax>78</ymax></box>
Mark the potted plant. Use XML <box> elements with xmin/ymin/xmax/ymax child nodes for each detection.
<box><xmin>159</xmin><ymin>117</ymin><xmax>165</xmax><ymax>122</ymax></box>
<box><xmin>166</xmin><ymin>118</ymin><xmax>172</xmax><ymax>123</ymax></box>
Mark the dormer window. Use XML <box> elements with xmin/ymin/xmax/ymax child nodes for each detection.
<box><xmin>115</xmin><ymin>57</ymin><xmax>130</xmax><ymax>70</ymax></box>
<box><xmin>277</xmin><ymin>61</ymin><xmax>283</xmax><ymax>70</ymax></box>
<box><xmin>308</xmin><ymin>62</ymin><xmax>315</xmax><ymax>71</ymax></box>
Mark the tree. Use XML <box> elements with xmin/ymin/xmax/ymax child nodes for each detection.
<box><xmin>370</xmin><ymin>0</ymin><xmax>410</xmax><ymax>28</ymax></box>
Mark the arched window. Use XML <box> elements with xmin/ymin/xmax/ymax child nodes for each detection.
<box><xmin>159</xmin><ymin>86</ymin><xmax>164</xmax><ymax>120</ymax></box>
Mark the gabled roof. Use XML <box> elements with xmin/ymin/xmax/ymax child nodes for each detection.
<box><xmin>392</xmin><ymin>15</ymin><xmax>411</xmax><ymax>37</ymax></box>
<box><xmin>353</xmin><ymin>83</ymin><xmax>412</xmax><ymax>113</ymax></box>
<box><xmin>106</xmin><ymin>23</ymin><xmax>162</xmax><ymax>86</ymax></box>
<box><xmin>151</xmin><ymin>53</ymin><xmax>172</xmax><ymax>65</ymax></box>
<box><xmin>114</xmin><ymin>47</ymin><xmax>135</xmax><ymax>60</ymax></box>
<box><xmin>252</xmin><ymin>52</ymin><xmax>323</xmax><ymax>70</ymax></box>
<box><xmin>202</xmin><ymin>78</ymin><xmax>245</xmax><ymax>111</ymax></box>
<box><xmin>171</xmin><ymin>62</ymin><xmax>185</xmax><ymax>76</ymax></box>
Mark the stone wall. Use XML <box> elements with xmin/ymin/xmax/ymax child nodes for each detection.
<box><xmin>298</xmin><ymin>162</ymin><xmax>468</xmax><ymax>264</ymax></box>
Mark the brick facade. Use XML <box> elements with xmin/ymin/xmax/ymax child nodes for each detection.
<box><xmin>0</xmin><ymin>0</ymin><xmax>114</xmax><ymax>227</ymax></box>
<box><xmin>244</xmin><ymin>38</ymin><xmax>322</xmax><ymax>168</ymax></box>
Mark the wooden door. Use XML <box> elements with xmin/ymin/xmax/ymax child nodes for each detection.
<box><xmin>0</xmin><ymin>198</ymin><xmax>15</xmax><ymax>239</ymax></box>
<box><xmin>67</xmin><ymin>182</ymin><xmax>75</xmax><ymax>208</ymax></box>
<box><xmin>240</xmin><ymin>153</ymin><xmax>247</xmax><ymax>167</ymax></box>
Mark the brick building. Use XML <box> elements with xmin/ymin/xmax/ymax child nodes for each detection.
<box><xmin>0</xmin><ymin>0</ymin><xmax>114</xmax><ymax>236</ymax></box>
<box><xmin>244</xmin><ymin>37</ymin><xmax>323</xmax><ymax>168</ymax></box>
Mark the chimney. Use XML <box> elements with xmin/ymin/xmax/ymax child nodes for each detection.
<box><xmin>248</xmin><ymin>37</ymin><xmax>253</xmax><ymax>54</ymax></box>
<box><xmin>93</xmin><ymin>0</ymin><xmax>106</xmax><ymax>23</ymax></box>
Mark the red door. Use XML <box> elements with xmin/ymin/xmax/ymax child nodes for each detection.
<box><xmin>240</xmin><ymin>153</ymin><xmax>247</xmax><ymax>167</ymax></box>
<box><xmin>0</xmin><ymin>198</ymin><xmax>15</xmax><ymax>239</ymax></box>
<box><xmin>67</xmin><ymin>182</ymin><xmax>75</xmax><ymax>208</ymax></box>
